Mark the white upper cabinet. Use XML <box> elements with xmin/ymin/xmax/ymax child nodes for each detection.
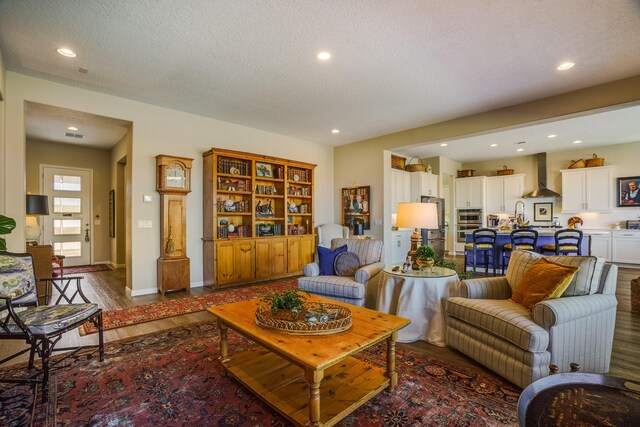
<box><xmin>391</xmin><ymin>169</ymin><xmax>411</xmax><ymax>214</ymax></box>
<box><xmin>410</xmin><ymin>172</ymin><xmax>439</xmax><ymax>200</ymax></box>
<box><xmin>485</xmin><ymin>175</ymin><xmax>525</xmax><ymax>214</ymax></box>
<box><xmin>455</xmin><ymin>176</ymin><xmax>486</xmax><ymax>209</ymax></box>
<box><xmin>560</xmin><ymin>166</ymin><xmax>613</xmax><ymax>213</ymax></box>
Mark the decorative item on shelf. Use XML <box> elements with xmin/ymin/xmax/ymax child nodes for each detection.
<box><xmin>25</xmin><ymin>194</ymin><xmax>49</xmax><ymax>245</ymax></box>
<box><xmin>404</xmin><ymin>156</ymin><xmax>426</xmax><ymax>172</ymax></box>
<box><xmin>617</xmin><ymin>176</ymin><xmax>640</xmax><ymax>207</ymax></box>
<box><xmin>255</xmin><ymin>199</ymin><xmax>274</xmax><ymax>217</ymax></box>
<box><xmin>568</xmin><ymin>159</ymin><xmax>586</xmax><ymax>169</ymax></box>
<box><xmin>395</xmin><ymin>202</ymin><xmax>438</xmax><ymax>270</ymax></box>
<box><xmin>391</xmin><ymin>154</ymin><xmax>406</xmax><ymax>170</ymax></box>
<box><xmin>585</xmin><ymin>153</ymin><xmax>605</xmax><ymax>167</ymax></box>
<box><xmin>457</xmin><ymin>169</ymin><xmax>476</xmax><ymax>178</ymax></box>
<box><xmin>288</xmin><ymin>201</ymin><xmax>299</xmax><ymax>213</ymax></box>
<box><xmin>497</xmin><ymin>165</ymin><xmax>514</xmax><ymax>176</ymax></box>
<box><xmin>255</xmin><ymin>162</ymin><xmax>273</xmax><ymax>178</ymax></box>
<box><xmin>415</xmin><ymin>245</ymin><xmax>436</xmax><ymax>272</ymax></box>
<box><xmin>353</xmin><ymin>221</ymin><xmax>364</xmax><ymax>238</ymax></box>
<box><xmin>427</xmin><ymin>164</ymin><xmax>433</xmax><ymax>173</ymax></box>
<box><xmin>568</xmin><ymin>216</ymin><xmax>583</xmax><ymax>229</ymax></box>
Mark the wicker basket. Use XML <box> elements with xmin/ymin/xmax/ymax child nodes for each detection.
<box><xmin>568</xmin><ymin>159</ymin><xmax>586</xmax><ymax>169</ymax></box>
<box><xmin>585</xmin><ymin>153</ymin><xmax>605</xmax><ymax>167</ymax></box>
<box><xmin>497</xmin><ymin>165</ymin><xmax>514</xmax><ymax>176</ymax></box>
<box><xmin>405</xmin><ymin>157</ymin><xmax>426</xmax><ymax>172</ymax></box>
<box><xmin>255</xmin><ymin>302</ymin><xmax>352</xmax><ymax>335</ymax></box>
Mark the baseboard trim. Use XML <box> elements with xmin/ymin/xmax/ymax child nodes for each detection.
<box><xmin>109</xmin><ymin>261</ymin><xmax>126</xmax><ymax>269</ymax></box>
<box><xmin>190</xmin><ymin>281</ymin><xmax>204</xmax><ymax>288</ymax></box>
<box><xmin>129</xmin><ymin>287</ymin><xmax>158</xmax><ymax>297</ymax></box>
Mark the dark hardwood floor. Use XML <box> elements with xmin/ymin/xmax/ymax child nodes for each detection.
<box><xmin>2</xmin><ymin>264</ymin><xmax>639</xmax><ymax>385</ymax></box>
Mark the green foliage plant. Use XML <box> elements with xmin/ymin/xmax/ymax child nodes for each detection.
<box><xmin>261</xmin><ymin>288</ymin><xmax>308</xmax><ymax>315</ymax></box>
<box><xmin>416</xmin><ymin>245</ymin><xmax>436</xmax><ymax>260</ymax></box>
<box><xmin>435</xmin><ymin>256</ymin><xmax>472</xmax><ymax>281</ymax></box>
<box><xmin>0</xmin><ymin>215</ymin><xmax>16</xmax><ymax>251</ymax></box>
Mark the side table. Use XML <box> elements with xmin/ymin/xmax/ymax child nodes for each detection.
<box><xmin>376</xmin><ymin>266</ymin><xmax>459</xmax><ymax>346</ymax></box>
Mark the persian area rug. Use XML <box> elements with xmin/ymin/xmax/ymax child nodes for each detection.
<box><xmin>1</xmin><ymin>321</ymin><xmax>520</xmax><ymax>427</ymax></box>
<box><xmin>79</xmin><ymin>278</ymin><xmax>298</xmax><ymax>335</ymax></box>
<box><xmin>55</xmin><ymin>263</ymin><xmax>112</xmax><ymax>275</ymax></box>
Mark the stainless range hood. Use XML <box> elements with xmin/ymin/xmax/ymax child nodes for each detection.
<box><xmin>524</xmin><ymin>152</ymin><xmax>561</xmax><ymax>198</ymax></box>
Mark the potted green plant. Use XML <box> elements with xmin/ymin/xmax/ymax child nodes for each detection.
<box><xmin>0</xmin><ymin>215</ymin><xmax>16</xmax><ymax>251</ymax></box>
<box><xmin>260</xmin><ymin>288</ymin><xmax>309</xmax><ymax>320</ymax></box>
<box><xmin>415</xmin><ymin>244</ymin><xmax>436</xmax><ymax>271</ymax></box>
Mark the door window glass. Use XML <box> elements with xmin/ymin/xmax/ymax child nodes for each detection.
<box><xmin>53</xmin><ymin>175</ymin><xmax>81</xmax><ymax>191</ymax></box>
<box><xmin>53</xmin><ymin>241</ymin><xmax>82</xmax><ymax>257</ymax></box>
<box><xmin>53</xmin><ymin>219</ymin><xmax>82</xmax><ymax>235</ymax></box>
<box><xmin>53</xmin><ymin>197</ymin><xmax>82</xmax><ymax>213</ymax></box>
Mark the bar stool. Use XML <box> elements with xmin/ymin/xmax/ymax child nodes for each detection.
<box><xmin>541</xmin><ymin>229</ymin><xmax>583</xmax><ymax>255</ymax></box>
<box><xmin>464</xmin><ymin>228</ymin><xmax>498</xmax><ymax>276</ymax></box>
<box><xmin>501</xmin><ymin>229</ymin><xmax>538</xmax><ymax>273</ymax></box>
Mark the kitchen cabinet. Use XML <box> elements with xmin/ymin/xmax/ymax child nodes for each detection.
<box><xmin>391</xmin><ymin>169</ymin><xmax>411</xmax><ymax>213</ymax></box>
<box><xmin>586</xmin><ymin>230</ymin><xmax>611</xmax><ymax>261</ymax></box>
<box><xmin>611</xmin><ymin>230</ymin><xmax>640</xmax><ymax>264</ymax></box>
<box><xmin>455</xmin><ymin>176</ymin><xmax>486</xmax><ymax>209</ymax></box>
<box><xmin>410</xmin><ymin>171</ymin><xmax>439</xmax><ymax>199</ymax></box>
<box><xmin>560</xmin><ymin>166</ymin><xmax>613</xmax><ymax>213</ymax></box>
<box><xmin>485</xmin><ymin>174</ymin><xmax>525</xmax><ymax>214</ymax></box>
<box><xmin>390</xmin><ymin>230</ymin><xmax>412</xmax><ymax>265</ymax></box>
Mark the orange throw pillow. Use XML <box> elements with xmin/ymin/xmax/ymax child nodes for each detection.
<box><xmin>510</xmin><ymin>258</ymin><xmax>579</xmax><ymax>309</ymax></box>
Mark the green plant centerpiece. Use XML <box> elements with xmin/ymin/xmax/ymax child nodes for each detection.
<box><xmin>260</xmin><ymin>288</ymin><xmax>309</xmax><ymax>320</ymax></box>
<box><xmin>0</xmin><ymin>215</ymin><xmax>17</xmax><ymax>251</ymax></box>
<box><xmin>415</xmin><ymin>244</ymin><xmax>436</xmax><ymax>271</ymax></box>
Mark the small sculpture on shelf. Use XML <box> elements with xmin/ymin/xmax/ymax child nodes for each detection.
<box><xmin>255</xmin><ymin>200</ymin><xmax>274</xmax><ymax>216</ymax></box>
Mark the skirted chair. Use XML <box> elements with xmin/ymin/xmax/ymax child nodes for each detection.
<box><xmin>0</xmin><ymin>252</ymin><xmax>104</xmax><ymax>401</ymax></box>
<box><xmin>297</xmin><ymin>238</ymin><xmax>383</xmax><ymax>307</ymax></box>
<box><xmin>447</xmin><ymin>249</ymin><xmax>617</xmax><ymax>388</ymax></box>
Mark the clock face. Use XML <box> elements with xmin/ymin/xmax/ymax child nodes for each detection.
<box><xmin>165</xmin><ymin>163</ymin><xmax>186</xmax><ymax>188</ymax></box>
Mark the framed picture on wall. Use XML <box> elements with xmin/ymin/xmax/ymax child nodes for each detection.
<box><xmin>617</xmin><ymin>176</ymin><xmax>640</xmax><ymax>207</ymax></box>
<box><xmin>533</xmin><ymin>202</ymin><xmax>553</xmax><ymax>222</ymax></box>
<box><xmin>341</xmin><ymin>185</ymin><xmax>371</xmax><ymax>230</ymax></box>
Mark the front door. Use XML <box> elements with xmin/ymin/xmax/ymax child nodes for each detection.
<box><xmin>41</xmin><ymin>166</ymin><xmax>93</xmax><ymax>266</ymax></box>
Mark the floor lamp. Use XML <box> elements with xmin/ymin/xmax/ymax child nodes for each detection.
<box><xmin>26</xmin><ymin>194</ymin><xmax>49</xmax><ymax>245</ymax></box>
<box><xmin>395</xmin><ymin>202</ymin><xmax>438</xmax><ymax>269</ymax></box>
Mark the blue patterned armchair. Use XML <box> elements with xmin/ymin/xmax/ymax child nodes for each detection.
<box><xmin>0</xmin><ymin>252</ymin><xmax>104</xmax><ymax>401</ymax></box>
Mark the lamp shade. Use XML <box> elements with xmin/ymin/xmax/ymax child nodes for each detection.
<box><xmin>395</xmin><ymin>202</ymin><xmax>438</xmax><ymax>229</ymax></box>
<box><xmin>26</xmin><ymin>194</ymin><xmax>49</xmax><ymax>215</ymax></box>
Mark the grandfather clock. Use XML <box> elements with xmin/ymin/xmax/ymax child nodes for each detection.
<box><xmin>156</xmin><ymin>155</ymin><xmax>193</xmax><ymax>294</ymax></box>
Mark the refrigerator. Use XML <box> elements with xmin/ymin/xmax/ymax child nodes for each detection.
<box><xmin>420</xmin><ymin>196</ymin><xmax>446</xmax><ymax>259</ymax></box>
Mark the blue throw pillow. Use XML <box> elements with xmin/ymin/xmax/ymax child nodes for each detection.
<box><xmin>317</xmin><ymin>245</ymin><xmax>347</xmax><ymax>275</ymax></box>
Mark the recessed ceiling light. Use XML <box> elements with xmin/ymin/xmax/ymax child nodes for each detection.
<box><xmin>557</xmin><ymin>61</ymin><xmax>575</xmax><ymax>71</ymax></box>
<box><xmin>331</xmin><ymin>129</ymin><xmax>340</xmax><ymax>134</ymax></box>
<box><xmin>67</xmin><ymin>126</ymin><xmax>78</xmax><ymax>131</ymax></box>
<box><xmin>317</xmin><ymin>51</ymin><xmax>331</xmax><ymax>61</ymax></box>
<box><xmin>573</xmin><ymin>140</ymin><xmax>582</xmax><ymax>144</ymax></box>
<box><xmin>490</xmin><ymin>144</ymin><xmax>498</xmax><ymax>147</ymax></box>
<box><xmin>517</xmin><ymin>148</ymin><xmax>524</xmax><ymax>152</ymax></box>
<box><xmin>547</xmin><ymin>134</ymin><xmax>557</xmax><ymax>138</ymax></box>
<box><xmin>57</xmin><ymin>47</ymin><xmax>77</xmax><ymax>58</ymax></box>
<box><xmin>439</xmin><ymin>143</ymin><xmax>448</xmax><ymax>147</ymax></box>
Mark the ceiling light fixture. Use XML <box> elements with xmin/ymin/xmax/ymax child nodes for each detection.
<box><xmin>317</xmin><ymin>52</ymin><xmax>331</xmax><ymax>61</ymax></box>
<box><xmin>557</xmin><ymin>61</ymin><xmax>575</xmax><ymax>71</ymax></box>
<box><xmin>331</xmin><ymin>129</ymin><xmax>340</xmax><ymax>134</ymax></box>
<box><xmin>56</xmin><ymin>47</ymin><xmax>77</xmax><ymax>58</ymax></box>
<box><xmin>67</xmin><ymin>126</ymin><xmax>78</xmax><ymax>131</ymax></box>
<box><xmin>573</xmin><ymin>140</ymin><xmax>582</xmax><ymax>144</ymax></box>
<box><xmin>490</xmin><ymin>144</ymin><xmax>497</xmax><ymax>147</ymax></box>
<box><xmin>517</xmin><ymin>148</ymin><xmax>524</xmax><ymax>152</ymax></box>
<box><xmin>440</xmin><ymin>143</ymin><xmax>448</xmax><ymax>147</ymax></box>
<box><xmin>547</xmin><ymin>134</ymin><xmax>557</xmax><ymax>138</ymax></box>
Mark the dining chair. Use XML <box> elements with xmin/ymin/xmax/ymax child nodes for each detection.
<box><xmin>542</xmin><ymin>229</ymin><xmax>583</xmax><ymax>256</ymax></box>
<box><xmin>502</xmin><ymin>229</ymin><xmax>539</xmax><ymax>273</ymax></box>
<box><xmin>464</xmin><ymin>228</ymin><xmax>498</xmax><ymax>276</ymax></box>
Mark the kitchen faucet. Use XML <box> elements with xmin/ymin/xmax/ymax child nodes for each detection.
<box><xmin>515</xmin><ymin>200</ymin><xmax>526</xmax><ymax>223</ymax></box>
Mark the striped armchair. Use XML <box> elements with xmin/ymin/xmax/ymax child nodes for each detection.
<box><xmin>447</xmin><ymin>250</ymin><xmax>618</xmax><ymax>388</ymax></box>
<box><xmin>297</xmin><ymin>238</ymin><xmax>384</xmax><ymax>307</ymax></box>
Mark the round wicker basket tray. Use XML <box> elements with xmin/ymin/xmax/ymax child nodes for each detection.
<box><xmin>255</xmin><ymin>302</ymin><xmax>352</xmax><ymax>335</ymax></box>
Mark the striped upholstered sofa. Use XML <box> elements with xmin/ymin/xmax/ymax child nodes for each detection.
<box><xmin>297</xmin><ymin>238</ymin><xmax>384</xmax><ymax>307</ymax></box>
<box><xmin>447</xmin><ymin>250</ymin><xmax>618</xmax><ymax>388</ymax></box>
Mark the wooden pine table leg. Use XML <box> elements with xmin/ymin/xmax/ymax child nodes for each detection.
<box><xmin>386</xmin><ymin>331</ymin><xmax>398</xmax><ymax>392</ymax></box>
<box><xmin>218</xmin><ymin>321</ymin><xmax>230</xmax><ymax>369</ymax></box>
<box><xmin>305</xmin><ymin>368</ymin><xmax>324</xmax><ymax>427</ymax></box>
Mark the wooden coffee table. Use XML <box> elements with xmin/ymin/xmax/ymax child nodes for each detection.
<box><xmin>208</xmin><ymin>295</ymin><xmax>410</xmax><ymax>427</ymax></box>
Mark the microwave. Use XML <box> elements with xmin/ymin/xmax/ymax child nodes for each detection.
<box><xmin>628</xmin><ymin>220</ymin><xmax>640</xmax><ymax>230</ymax></box>
<box><xmin>457</xmin><ymin>209</ymin><xmax>482</xmax><ymax>224</ymax></box>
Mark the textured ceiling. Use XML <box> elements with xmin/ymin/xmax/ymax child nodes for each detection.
<box><xmin>2</xmin><ymin>0</ymin><xmax>640</xmax><ymax>148</ymax></box>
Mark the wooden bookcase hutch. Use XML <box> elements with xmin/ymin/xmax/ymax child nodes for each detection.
<box><xmin>203</xmin><ymin>148</ymin><xmax>316</xmax><ymax>287</ymax></box>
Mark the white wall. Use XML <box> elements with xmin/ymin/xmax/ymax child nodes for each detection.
<box><xmin>4</xmin><ymin>72</ymin><xmax>334</xmax><ymax>295</ymax></box>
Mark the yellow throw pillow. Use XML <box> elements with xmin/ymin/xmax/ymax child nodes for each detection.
<box><xmin>510</xmin><ymin>258</ymin><xmax>579</xmax><ymax>309</ymax></box>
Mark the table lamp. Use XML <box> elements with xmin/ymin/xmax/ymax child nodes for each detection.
<box><xmin>395</xmin><ymin>202</ymin><xmax>438</xmax><ymax>269</ymax></box>
<box><xmin>26</xmin><ymin>194</ymin><xmax>49</xmax><ymax>245</ymax></box>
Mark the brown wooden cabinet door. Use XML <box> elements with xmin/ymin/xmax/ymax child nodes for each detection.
<box><xmin>215</xmin><ymin>241</ymin><xmax>235</xmax><ymax>285</ymax></box>
<box><xmin>287</xmin><ymin>237</ymin><xmax>301</xmax><ymax>274</ymax></box>
<box><xmin>300</xmin><ymin>235</ymin><xmax>315</xmax><ymax>266</ymax></box>
<box><xmin>234</xmin><ymin>240</ymin><xmax>255</xmax><ymax>281</ymax></box>
<box><xmin>255</xmin><ymin>239</ymin><xmax>271</xmax><ymax>279</ymax></box>
<box><xmin>271</xmin><ymin>238</ymin><xmax>288</xmax><ymax>276</ymax></box>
